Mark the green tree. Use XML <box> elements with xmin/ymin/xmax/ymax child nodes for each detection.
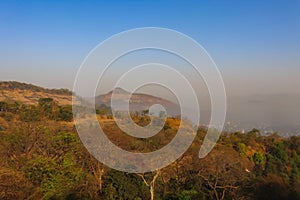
<box><xmin>57</xmin><ymin>105</ymin><xmax>73</xmax><ymax>121</ymax></box>
<box><xmin>102</xmin><ymin>170</ymin><xmax>149</xmax><ymax>200</ymax></box>
<box><xmin>19</xmin><ymin>105</ymin><xmax>41</xmax><ymax>122</ymax></box>
<box><xmin>38</xmin><ymin>98</ymin><xmax>55</xmax><ymax>117</ymax></box>
<box><xmin>236</xmin><ymin>142</ymin><xmax>247</xmax><ymax>156</ymax></box>
<box><xmin>24</xmin><ymin>155</ymin><xmax>84</xmax><ymax>200</ymax></box>
<box><xmin>251</xmin><ymin>151</ymin><xmax>266</xmax><ymax>165</ymax></box>
<box><xmin>270</xmin><ymin>142</ymin><xmax>289</xmax><ymax>163</ymax></box>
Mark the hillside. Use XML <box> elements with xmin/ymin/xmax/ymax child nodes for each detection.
<box><xmin>0</xmin><ymin>81</ymin><xmax>73</xmax><ymax>105</ymax></box>
<box><xmin>0</xmin><ymin>82</ymin><xmax>179</xmax><ymax>116</ymax></box>
<box><xmin>95</xmin><ymin>87</ymin><xmax>180</xmax><ymax>116</ymax></box>
<box><xmin>1</xmin><ymin>100</ymin><xmax>300</xmax><ymax>199</ymax></box>
<box><xmin>1</xmin><ymin>81</ymin><xmax>300</xmax><ymax>200</ymax></box>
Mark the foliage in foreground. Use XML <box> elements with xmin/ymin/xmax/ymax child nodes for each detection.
<box><xmin>1</xmin><ymin>100</ymin><xmax>300</xmax><ymax>199</ymax></box>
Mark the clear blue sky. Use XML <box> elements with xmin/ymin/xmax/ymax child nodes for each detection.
<box><xmin>0</xmin><ymin>0</ymin><xmax>299</xmax><ymax>92</ymax></box>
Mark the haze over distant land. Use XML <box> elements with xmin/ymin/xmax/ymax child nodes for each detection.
<box><xmin>0</xmin><ymin>1</ymin><xmax>299</xmax><ymax>134</ymax></box>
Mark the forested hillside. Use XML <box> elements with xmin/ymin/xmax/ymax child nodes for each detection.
<box><xmin>1</xmin><ymin>96</ymin><xmax>300</xmax><ymax>200</ymax></box>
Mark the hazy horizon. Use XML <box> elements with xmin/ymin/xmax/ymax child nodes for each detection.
<box><xmin>1</xmin><ymin>1</ymin><xmax>300</xmax><ymax>134</ymax></box>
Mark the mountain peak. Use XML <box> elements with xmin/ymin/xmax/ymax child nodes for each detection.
<box><xmin>95</xmin><ymin>87</ymin><xmax>180</xmax><ymax>116</ymax></box>
<box><xmin>111</xmin><ymin>87</ymin><xmax>129</xmax><ymax>94</ymax></box>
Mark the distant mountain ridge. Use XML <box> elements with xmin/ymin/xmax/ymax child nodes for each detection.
<box><xmin>0</xmin><ymin>81</ymin><xmax>72</xmax><ymax>95</ymax></box>
<box><xmin>95</xmin><ymin>87</ymin><xmax>180</xmax><ymax>116</ymax></box>
<box><xmin>0</xmin><ymin>81</ymin><xmax>180</xmax><ymax>115</ymax></box>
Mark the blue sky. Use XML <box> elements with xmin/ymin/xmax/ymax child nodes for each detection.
<box><xmin>0</xmin><ymin>0</ymin><xmax>299</xmax><ymax>92</ymax></box>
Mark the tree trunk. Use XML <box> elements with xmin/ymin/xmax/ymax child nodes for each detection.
<box><xmin>150</xmin><ymin>186</ymin><xmax>154</xmax><ymax>200</ymax></box>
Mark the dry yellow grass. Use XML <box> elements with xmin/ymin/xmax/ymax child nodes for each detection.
<box><xmin>0</xmin><ymin>89</ymin><xmax>72</xmax><ymax>105</ymax></box>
